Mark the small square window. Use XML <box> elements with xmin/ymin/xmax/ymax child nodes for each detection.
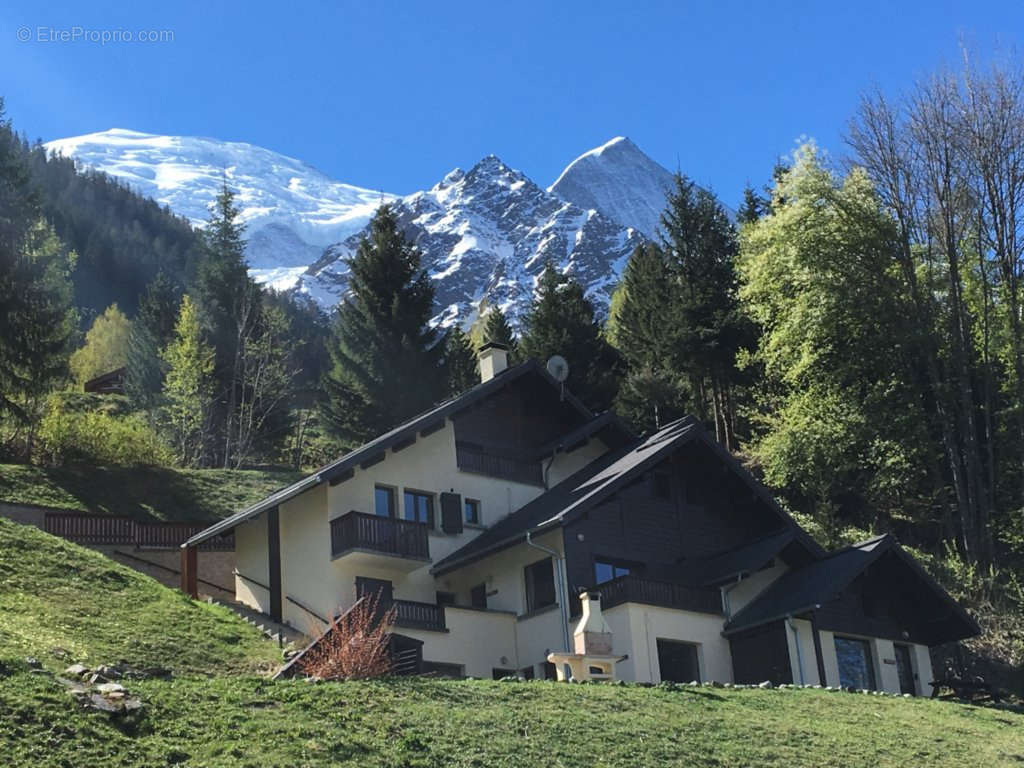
<box><xmin>465</xmin><ymin>498</ymin><xmax>481</xmax><ymax>525</ymax></box>
<box><xmin>374</xmin><ymin>486</ymin><xmax>395</xmax><ymax>517</ymax></box>
<box><xmin>594</xmin><ymin>559</ymin><xmax>631</xmax><ymax>585</ymax></box>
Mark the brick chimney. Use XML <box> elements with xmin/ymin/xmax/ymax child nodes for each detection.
<box><xmin>573</xmin><ymin>591</ymin><xmax>613</xmax><ymax>655</ymax></box>
<box><xmin>478</xmin><ymin>342</ymin><xmax>509</xmax><ymax>382</ymax></box>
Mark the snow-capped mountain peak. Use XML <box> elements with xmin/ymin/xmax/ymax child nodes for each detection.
<box><xmin>304</xmin><ymin>152</ymin><xmax>644</xmax><ymax>328</ymax></box>
<box><xmin>548</xmin><ymin>135</ymin><xmax>675</xmax><ymax>239</ymax></box>
<box><xmin>44</xmin><ymin>128</ymin><xmax>397</xmax><ymax>272</ymax></box>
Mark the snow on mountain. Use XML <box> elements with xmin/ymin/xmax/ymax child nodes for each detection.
<box><xmin>43</xmin><ymin>129</ymin><xmax>396</xmax><ymax>278</ymax></box>
<box><xmin>548</xmin><ymin>136</ymin><xmax>676</xmax><ymax>239</ymax></box>
<box><xmin>303</xmin><ymin>155</ymin><xmax>644</xmax><ymax>328</ymax></box>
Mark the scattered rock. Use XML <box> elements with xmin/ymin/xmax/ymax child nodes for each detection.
<box><xmin>24</xmin><ymin>657</ymin><xmax>42</xmax><ymax>669</ymax></box>
<box><xmin>64</xmin><ymin>663</ymin><xmax>88</xmax><ymax>678</ymax></box>
<box><xmin>50</xmin><ymin>647</ymin><xmax>71</xmax><ymax>661</ymax></box>
<box><xmin>96</xmin><ymin>682</ymin><xmax>125</xmax><ymax>695</ymax></box>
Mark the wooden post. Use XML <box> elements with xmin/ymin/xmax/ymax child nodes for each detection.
<box><xmin>180</xmin><ymin>545</ymin><xmax>198</xmax><ymax>599</ymax></box>
<box><xmin>810</xmin><ymin>611</ymin><xmax>827</xmax><ymax>686</ymax></box>
<box><xmin>267</xmin><ymin>506</ymin><xmax>282</xmax><ymax>623</ymax></box>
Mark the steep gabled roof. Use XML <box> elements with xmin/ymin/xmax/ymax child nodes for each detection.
<box><xmin>433</xmin><ymin>415</ymin><xmax>823</xmax><ymax>576</ymax></box>
<box><xmin>723</xmin><ymin>534</ymin><xmax>980</xmax><ymax>641</ymax></box>
<box><xmin>182</xmin><ymin>359</ymin><xmax>613</xmax><ymax>548</ymax></box>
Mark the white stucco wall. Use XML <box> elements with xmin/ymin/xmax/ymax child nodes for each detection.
<box><xmin>400</xmin><ymin>606</ymin><xmax>519</xmax><ymax>678</ymax></box>
<box><xmin>781</xmin><ymin>623</ymin><xmax>934</xmax><ymax>695</ymax></box>
<box><xmin>726</xmin><ymin>563</ymin><xmax>788</xmax><ymax>616</ymax></box>
<box><xmin>604</xmin><ymin>603</ymin><xmax>733</xmax><ymax>684</ymax></box>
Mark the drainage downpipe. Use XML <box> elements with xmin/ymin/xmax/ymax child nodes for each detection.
<box><xmin>525</xmin><ymin>530</ymin><xmax>572</xmax><ymax>655</ymax></box>
<box><xmin>787</xmin><ymin>616</ymin><xmax>805</xmax><ymax>685</ymax></box>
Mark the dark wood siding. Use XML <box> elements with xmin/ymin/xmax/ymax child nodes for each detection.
<box><xmin>730</xmin><ymin>621</ymin><xmax>793</xmax><ymax>685</ymax></box>
<box><xmin>562</xmin><ymin>441</ymin><xmax>785</xmax><ymax>602</ymax></box>
<box><xmin>814</xmin><ymin>552</ymin><xmax>953</xmax><ymax>645</ymax></box>
<box><xmin>451</xmin><ymin>376</ymin><xmax>587</xmax><ymax>482</ymax></box>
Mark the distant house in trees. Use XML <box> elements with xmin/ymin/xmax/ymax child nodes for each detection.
<box><xmin>182</xmin><ymin>344</ymin><xmax>977</xmax><ymax>691</ymax></box>
<box><xmin>82</xmin><ymin>367</ymin><xmax>126</xmax><ymax>395</ymax></box>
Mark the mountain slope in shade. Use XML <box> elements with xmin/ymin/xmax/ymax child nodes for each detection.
<box><xmin>44</xmin><ymin>129</ymin><xmax>397</xmax><ymax>273</ymax></box>
<box><xmin>548</xmin><ymin>136</ymin><xmax>676</xmax><ymax>239</ymax></box>
<box><xmin>303</xmin><ymin>155</ymin><xmax>644</xmax><ymax>328</ymax></box>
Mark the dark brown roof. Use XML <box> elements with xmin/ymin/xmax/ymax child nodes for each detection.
<box><xmin>182</xmin><ymin>360</ymin><xmax>627</xmax><ymax>548</ymax></box>
<box><xmin>723</xmin><ymin>534</ymin><xmax>980</xmax><ymax>642</ymax></box>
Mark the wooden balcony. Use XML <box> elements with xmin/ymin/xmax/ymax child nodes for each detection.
<box><xmin>456</xmin><ymin>441</ymin><xmax>543</xmax><ymax>486</ymax></box>
<box><xmin>596</xmin><ymin>574</ymin><xmax>723</xmax><ymax>616</ymax></box>
<box><xmin>394</xmin><ymin>599</ymin><xmax>447</xmax><ymax>632</ymax></box>
<box><xmin>329</xmin><ymin>511</ymin><xmax>430</xmax><ymax>571</ymax></box>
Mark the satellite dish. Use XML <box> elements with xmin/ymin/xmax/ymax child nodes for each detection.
<box><xmin>546</xmin><ymin>355</ymin><xmax>569</xmax><ymax>383</ymax></box>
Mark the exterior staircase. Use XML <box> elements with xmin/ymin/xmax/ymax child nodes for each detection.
<box><xmin>206</xmin><ymin>597</ymin><xmax>307</xmax><ymax>647</ymax></box>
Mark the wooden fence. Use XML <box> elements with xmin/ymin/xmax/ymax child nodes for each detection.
<box><xmin>44</xmin><ymin>512</ymin><xmax>234</xmax><ymax>550</ymax></box>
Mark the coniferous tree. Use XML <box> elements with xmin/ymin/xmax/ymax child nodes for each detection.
<box><xmin>161</xmin><ymin>295</ymin><xmax>215</xmax><ymax>467</ymax></box>
<box><xmin>320</xmin><ymin>205</ymin><xmax>447</xmax><ymax>446</ymax></box>
<box><xmin>737</xmin><ymin>184</ymin><xmax>766</xmax><ymax>225</ymax></box>
<box><xmin>124</xmin><ymin>321</ymin><xmax>163</xmax><ymax>412</ymax></box>
<box><xmin>609</xmin><ymin>243</ymin><xmax>688</xmax><ymax>431</ymax></box>
<box><xmin>69</xmin><ymin>304</ymin><xmax>131</xmax><ymax>385</ymax></box>
<box><xmin>0</xmin><ymin>100</ymin><xmax>76</xmax><ymax>436</ymax></box>
<box><xmin>519</xmin><ymin>263</ymin><xmax>620</xmax><ymax>410</ymax></box>
<box><xmin>660</xmin><ymin>174</ymin><xmax>751</xmax><ymax>448</ymax></box>
<box><xmin>445</xmin><ymin>326</ymin><xmax>479</xmax><ymax>396</ymax></box>
<box><xmin>482</xmin><ymin>307</ymin><xmax>517</xmax><ymax>355</ymax></box>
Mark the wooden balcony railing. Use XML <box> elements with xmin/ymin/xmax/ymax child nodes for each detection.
<box><xmin>44</xmin><ymin>513</ymin><xmax>234</xmax><ymax>550</ymax></box>
<box><xmin>394</xmin><ymin>599</ymin><xmax>446</xmax><ymax>631</ymax></box>
<box><xmin>329</xmin><ymin>511</ymin><xmax>430</xmax><ymax>560</ymax></box>
<box><xmin>455</xmin><ymin>441</ymin><xmax>543</xmax><ymax>486</ymax></box>
<box><xmin>595</xmin><ymin>574</ymin><xmax>723</xmax><ymax>616</ymax></box>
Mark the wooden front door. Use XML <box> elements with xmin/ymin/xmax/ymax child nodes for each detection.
<box><xmin>894</xmin><ymin>644</ymin><xmax>916</xmax><ymax>695</ymax></box>
<box><xmin>656</xmin><ymin>639</ymin><xmax>701</xmax><ymax>683</ymax></box>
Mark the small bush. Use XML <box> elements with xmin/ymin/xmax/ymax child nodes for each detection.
<box><xmin>37</xmin><ymin>392</ymin><xmax>172</xmax><ymax>467</ymax></box>
<box><xmin>297</xmin><ymin>593</ymin><xmax>395</xmax><ymax>680</ymax></box>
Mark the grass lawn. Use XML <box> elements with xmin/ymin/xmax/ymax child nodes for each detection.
<box><xmin>2</xmin><ymin>518</ymin><xmax>1022</xmax><ymax>767</ymax></box>
<box><xmin>1</xmin><ymin>667</ymin><xmax>1023</xmax><ymax>767</ymax></box>
<box><xmin>0</xmin><ymin>463</ymin><xmax>303</xmax><ymax>522</ymax></box>
<box><xmin>0</xmin><ymin>518</ymin><xmax>280</xmax><ymax>675</ymax></box>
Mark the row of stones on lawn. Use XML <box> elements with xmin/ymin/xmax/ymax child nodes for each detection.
<box><xmin>490</xmin><ymin>676</ymin><xmax>915</xmax><ymax>696</ymax></box>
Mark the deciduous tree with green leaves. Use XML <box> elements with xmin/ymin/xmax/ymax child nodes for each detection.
<box><xmin>69</xmin><ymin>304</ymin><xmax>131</xmax><ymax>386</ymax></box>
<box><xmin>161</xmin><ymin>295</ymin><xmax>216</xmax><ymax>467</ymax></box>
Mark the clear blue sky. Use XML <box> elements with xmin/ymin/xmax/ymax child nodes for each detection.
<box><xmin>3</xmin><ymin>0</ymin><xmax>1022</xmax><ymax>207</ymax></box>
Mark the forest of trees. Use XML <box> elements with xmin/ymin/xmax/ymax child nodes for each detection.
<box><xmin>2</xmin><ymin>55</ymin><xmax>1024</xmax><ymax>684</ymax></box>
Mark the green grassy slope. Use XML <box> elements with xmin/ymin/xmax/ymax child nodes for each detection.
<box><xmin>0</xmin><ymin>518</ymin><xmax>279</xmax><ymax>674</ymax></box>
<box><xmin>1</xmin><ymin>518</ymin><xmax>1022</xmax><ymax>767</ymax></box>
<box><xmin>1</xmin><ymin>669</ymin><xmax>1022</xmax><ymax>767</ymax></box>
<box><xmin>0</xmin><ymin>463</ymin><xmax>303</xmax><ymax>521</ymax></box>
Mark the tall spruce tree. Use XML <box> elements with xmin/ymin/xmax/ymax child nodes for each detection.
<box><xmin>660</xmin><ymin>174</ymin><xmax>750</xmax><ymax>448</ymax></box>
<box><xmin>519</xmin><ymin>263</ymin><xmax>620</xmax><ymax>410</ymax></box>
<box><xmin>320</xmin><ymin>205</ymin><xmax>447</xmax><ymax>446</ymax></box>
<box><xmin>608</xmin><ymin>243</ymin><xmax>688</xmax><ymax>431</ymax></box>
<box><xmin>445</xmin><ymin>326</ymin><xmax>479</xmax><ymax>395</ymax></box>
<box><xmin>0</xmin><ymin>99</ymin><xmax>75</xmax><ymax>432</ymax></box>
